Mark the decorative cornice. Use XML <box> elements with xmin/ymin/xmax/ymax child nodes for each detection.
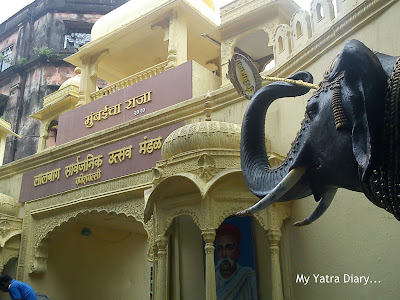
<box><xmin>220</xmin><ymin>0</ymin><xmax>267</xmax><ymax>21</ymax></box>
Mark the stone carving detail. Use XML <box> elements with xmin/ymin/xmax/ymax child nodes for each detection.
<box><xmin>152</xmin><ymin>167</ymin><xmax>163</xmax><ymax>185</ymax></box>
<box><xmin>310</xmin><ymin>0</ymin><xmax>335</xmax><ymax>34</ymax></box>
<box><xmin>17</xmin><ymin>217</ymin><xmax>30</xmax><ymax>280</ymax></box>
<box><xmin>273</xmin><ymin>24</ymin><xmax>292</xmax><ymax>64</ymax></box>
<box><xmin>273</xmin><ymin>0</ymin><xmax>390</xmax><ymax>76</ymax></box>
<box><xmin>290</xmin><ymin>10</ymin><xmax>312</xmax><ymax>49</ymax></box>
<box><xmin>161</xmin><ymin>121</ymin><xmax>241</xmax><ymax>160</ymax></box>
<box><xmin>221</xmin><ymin>37</ymin><xmax>236</xmax><ymax>84</ymax></box>
<box><xmin>221</xmin><ymin>38</ymin><xmax>235</xmax><ymax>61</ymax></box>
<box><xmin>273</xmin><ymin>0</ymin><xmax>390</xmax><ymax>73</ymax></box>
<box><xmin>0</xmin><ymin>220</ymin><xmax>21</xmax><ymax>239</ymax></box>
<box><xmin>161</xmin><ymin>209</ymin><xmax>201</xmax><ymax>237</ymax></box>
<box><xmin>0</xmin><ymin>193</ymin><xmax>19</xmax><ymax>216</ymax></box>
<box><xmin>0</xmin><ymin>217</ymin><xmax>22</xmax><ymax>249</ymax></box>
<box><xmin>0</xmin><ymin>221</ymin><xmax>11</xmax><ymax>237</ymax></box>
<box><xmin>195</xmin><ymin>154</ymin><xmax>218</xmax><ymax>181</ymax></box>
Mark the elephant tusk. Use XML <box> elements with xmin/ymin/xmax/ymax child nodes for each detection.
<box><xmin>293</xmin><ymin>188</ymin><xmax>338</xmax><ymax>226</ymax></box>
<box><xmin>236</xmin><ymin>167</ymin><xmax>306</xmax><ymax>216</ymax></box>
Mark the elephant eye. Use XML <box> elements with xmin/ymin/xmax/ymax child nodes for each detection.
<box><xmin>306</xmin><ymin>102</ymin><xmax>318</xmax><ymax>119</ymax></box>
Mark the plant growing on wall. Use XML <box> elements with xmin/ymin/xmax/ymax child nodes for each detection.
<box><xmin>34</xmin><ymin>47</ymin><xmax>55</xmax><ymax>61</ymax></box>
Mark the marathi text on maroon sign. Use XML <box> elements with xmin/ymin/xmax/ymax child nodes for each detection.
<box><xmin>20</xmin><ymin>123</ymin><xmax>183</xmax><ymax>202</ymax></box>
<box><xmin>57</xmin><ymin>62</ymin><xmax>192</xmax><ymax>144</ymax></box>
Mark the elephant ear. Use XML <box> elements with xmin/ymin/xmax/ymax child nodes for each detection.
<box><xmin>328</xmin><ymin>40</ymin><xmax>387</xmax><ymax>182</ymax></box>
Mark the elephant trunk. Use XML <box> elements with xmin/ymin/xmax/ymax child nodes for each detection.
<box><xmin>240</xmin><ymin>72</ymin><xmax>313</xmax><ymax>202</ymax></box>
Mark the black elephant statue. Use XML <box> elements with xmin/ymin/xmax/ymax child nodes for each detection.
<box><xmin>238</xmin><ymin>39</ymin><xmax>400</xmax><ymax>226</ymax></box>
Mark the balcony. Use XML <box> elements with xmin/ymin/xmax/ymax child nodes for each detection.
<box><xmin>91</xmin><ymin>61</ymin><xmax>168</xmax><ymax>101</ymax></box>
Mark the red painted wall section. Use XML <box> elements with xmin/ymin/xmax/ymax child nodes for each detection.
<box><xmin>0</xmin><ymin>30</ymin><xmax>18</xmax><ymax>52</ymax></box>
<box><xmin>44</xmin><ymin>66</ymin><xmax>76</xmax><ymax>86</ymax></box>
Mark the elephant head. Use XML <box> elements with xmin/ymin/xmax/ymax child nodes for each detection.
<box><xmin>238</xmin><ymin>39</ymin><xmax>400</xmax><ymax>225</ymax></box>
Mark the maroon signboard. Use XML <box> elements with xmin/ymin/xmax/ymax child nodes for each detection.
<box><xmin>56</xmin><ymin>61</ymin><xmax>193</xmax><ymax>144</ymax></box>
<box><xmin>20</xmin><ymin>122</ymin><xmax>183</xmax><ymax>202</ymax></box>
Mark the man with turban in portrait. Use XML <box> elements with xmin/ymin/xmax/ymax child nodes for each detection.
<box><xmin>215</xmin><ymin>223</ymin><xmax>258</xmax><ymax>300</ymax></box>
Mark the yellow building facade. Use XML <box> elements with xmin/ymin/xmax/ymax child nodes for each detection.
<box><xmin>0</xmin><ymin>0</ymin><xmax>400</xmax><ymax>299</ymax></box>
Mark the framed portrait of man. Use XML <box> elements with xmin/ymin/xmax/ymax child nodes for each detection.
<box><xmin>214</xmin><ymin>216</ymin><xmax>259</xmax><ymax>300</ymax></box>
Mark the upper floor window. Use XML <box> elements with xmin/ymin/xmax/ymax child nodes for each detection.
<box><xmin>64</xmin><ymin>32</ymin><xmax>91</xmax><ymax>53</ymax></box>
<box><xmin>0</xmin><ymin>45</ymin><xmax>13</xmax><ymax>72</ymax></box>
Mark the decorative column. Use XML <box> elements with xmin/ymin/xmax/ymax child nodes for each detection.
<box><xmin>268</xmin><ymin>229</ymin><xmax>284</xmax><ymax>300</ymax></box>
<box><xmin>202</xmin><ymin>229</ymin><xmax>216</xmax><ymax>300</ymax></box>
<box><xmin>254</xmin><ymin>203</ymin><xmax>290</xmax><ymax>300</ymax></box>
<box><xmin>155</xmin><ymin>236</ymin><xmax>168</xmax><ymax>300</ymax></box>
<box><xmin>220</xmin><ymin>39</ymin><xmax>235</xmax><ymax>86</ymax></box>
<box><xmin>152</xmin><ymin>244</ymin><xmax>158</xmax><ymax>300</ymax></box>
<box><xmin>37</xmin><ymin>123</ymin><xmax>48</xmax><ymax>153</ymax></box>
<box><xmin>165</xmin><ymin>9</ymin><xmax>187</xmax><ymax>70</ymax></box>
<box><xmin>77</xmin><ymin>51</ymin><xmax>107</xmax><ymax>107</ymax></box>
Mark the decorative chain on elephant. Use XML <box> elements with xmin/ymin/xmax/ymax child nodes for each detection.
<box><xmin>237</xmin><ymin>39</ymin><xmax>400</xmax><ymax>225</ymax></box>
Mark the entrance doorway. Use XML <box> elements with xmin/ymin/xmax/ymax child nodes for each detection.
<box><xmin>31</xmin><ymin>211</ymin><xmax>150</xmax><ymax>300</ymax></box>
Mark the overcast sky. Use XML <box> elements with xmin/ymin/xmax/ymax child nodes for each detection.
<box><xmin>0</xmin><ymin>0</ymin><xmax>313</xmax><ymax>24</ymax></box>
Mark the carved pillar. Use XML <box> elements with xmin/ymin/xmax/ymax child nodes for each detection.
<box><xmin>152</xmin><ymin>244</ymin><xmax>158</xmax><ymax>300</ymax></box>
<box><xmin>155</xmin><ymin>236</ymin><xmax>168</xmax><ymax>300</ymax></box>
<box><xmin>77</xmin><ymin>51</ymin><xmax>107</xmax><ymax>107</ymax></box>
<box><xmin>165</xmin><ymin>9</ymin><xmax>187</xmax><ymax>70</ymax></box>
<box><xmin>77</xmin><ymin>60</ymin><xmax>97</xmax><ymax>107</ymax></box>
<box><xmin>254</xmin><ymin>203</ymin><xmax>290</xmax><ymax>300</ymax></box>
<box><xmin>202</xmin><ymin>229</ymin><xmax>217</xmax><ymax>300</ymax></box>
<box><xmin>220</xmin><ymin>39</ymin><xmax>235</xmax><ymax>86</ymax></box>
<box><xmin>268</xmin><ymin>229</ymin><xmax>284</xmax><ymax>300</ymax></box>
<box><xmin>37</xmin><ymin>119</ymin><xmax>52</xmax><ymax>152</ymax></box>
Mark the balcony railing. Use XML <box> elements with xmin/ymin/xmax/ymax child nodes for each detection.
<box><xmin>43</xmin><ymin>85</ymin><xmax>79</xmax><ymax>107</ymax></box>
<box><xmin>90</xmin><ymin>61</ymin><xmax>168</xmax><ymax>101</ymax></box>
